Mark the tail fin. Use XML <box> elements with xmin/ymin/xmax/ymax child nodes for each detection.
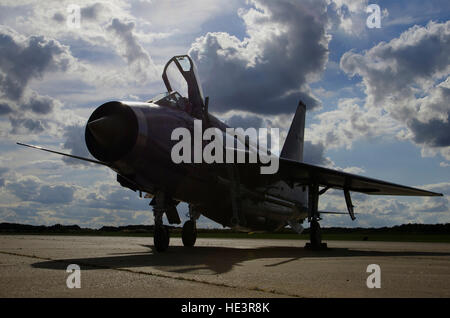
<box><xmin>280</xmin><ymin>100</ymin><xmax>306</xmax><ymax>162</ymax></box>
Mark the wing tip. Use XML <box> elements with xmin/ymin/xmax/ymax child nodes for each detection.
<box><xmin>426</xmin><ymin>191</ymin><xmax>443</xmax><ymax>197</ymax></box>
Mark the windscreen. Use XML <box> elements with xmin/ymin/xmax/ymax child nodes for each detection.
<box><xmin>165</xmin><ymin>60</ymin><xmax>188</xmax><ymax>97</ymax></box>
<box><xmin>176</xmin><ymin>56</ymin><xmax>192</xmax><ymax>72</ymax></box>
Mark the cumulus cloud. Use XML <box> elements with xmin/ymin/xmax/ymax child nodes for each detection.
<box><xmin>406</xmin><ymin>78</ymin><xmax>450</xmax><ymax>148</ymax></box>
<box><xmin>52</xmin><ymin>2</ymin><xmax>108</xmax><ymax>24</ymax></box>
<box><xmin>9</xmin><ymin>117</ymin><xmax>47</xmax><ymax>134</ymax></box>
<box><xmin>303</xmin><ymin>141</ymin><xmax>334</xmax><ymax>166</ymax></box>
<box><xmin>307</xmin><ymin>97</ymin><xmax>402</xmax><ymax>149</ymax></box>
<box><xmin>0</xmin><ymin>167</ymin><xmax>8</xmax><ymax>187</ymax></box>
<box><xmin>5</xmin><ymin>175</ymin><xmax>75</xmax><ymax>204</ymax></box>
<box><xmin>0</xmin><ymin>170</ymin><xmax>152</xmax><ymax>227</ymax></box>
<box><xmin>221</xmin><ymin>110</ymin><xmax>334</xmax><ymax>166</ymax></box>
<box><xmin>340</xmin><ymin>22</ymin><xmax>450</xmax><ymax>110</ymax></box>
<box><xmin>225</xmin><ymin>113</ymin><xmax>265</xmax><ymax>130</ymax></box>
<box><xmin>1</xmin><ymin>1</ymin><xmax>164</xmax><ymax>94</ymax></box>
<box><xmin>189</xmin><ymin>0</ymin><xmax>331</xmax><ymax>116</ymax></box>
<box><xmin>0</xmin><ymin>26</ymin><xmax>74</xmax><ymax>100</ymax></box>
<box><xmin>419</xmin><ymin>183</ymin><xmax>450</xmax><ymax>215</ymax></box>
<box><xmin>306</xmin><ymin>21</ymin><xmax>450</xmax><ymax>162</ymax></box>
<box><xmin>328</xmin><ymin>0</ymin><xmax>369</xmax><ymax>35</ymax></box>
<box><xmin>341</xmin><ymin>21</ymin><xmax>450</xmax><ymax>139</ymax></box>
<box><xmin>62</xmin><ymin>124</ymin><xmax>94</xmax><ymax>166</ymax></box>
<box><xmin>106</xmin><ymin>18</ymin><xmax>158</xmax><ymax>82</ymax></box>
<box><xmin>81</xmin><ymin>3</ymin><xmax>105</xmax><ymax>21</ymax></box>
<box><xmin>35</xmin><ymin>184</ymin><xmax>75</xmax><ymax>204</ymax></box>
<box><xmin>80</xmin><ymin>183</ymin><xmax>148</xmax><ymax>211</ymax></box>
<box><xmin>0</xmin><ymin>25</ymin><xmax>76</xmax><ymax>135</ymax></box>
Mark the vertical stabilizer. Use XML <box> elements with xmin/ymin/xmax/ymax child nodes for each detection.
<box><xmin>280</xmin><ymin>101</ymin><xmax>306</xmax><ymax>162</ymax></box>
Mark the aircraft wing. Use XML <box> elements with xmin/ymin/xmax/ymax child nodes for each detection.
<box><xmin>277</xmin><ymin>157</ymin><xmax>443</xmax><ymax>196</ymax></box>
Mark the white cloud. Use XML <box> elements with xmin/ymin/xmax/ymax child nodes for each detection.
<box><xmin>189</xmin><ymin>0</ymin><xmax>331</xmax><ymax>115</ymax></box>
<box><xmin>106</xmin><ymin>18</ymin><xmax>158</xmax><ymax>82</ymax></box>
<box><xmin>307</xmin><ymin>97</ymin><xmax>401</xmax><ymax>149</ymax></box>
<box><xmin>320</xmin><ymin>21</ymin><xmax>450</xmax><ymax>162</ymax></box>
<box><xmin>328</xmin><ymin>0</ymin><xmax>369</xmax><ymax>35</ymax></box>
<box><xmin>0</xmin><ymin>25</ymin><xmax>81</xmax><ymax>136</ymax></box>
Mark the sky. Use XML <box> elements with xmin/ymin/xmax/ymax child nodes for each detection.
<box><xmin>0</xmin><ymin>0</ymin><xmax>449</xmax><ymax>229</ymax></box>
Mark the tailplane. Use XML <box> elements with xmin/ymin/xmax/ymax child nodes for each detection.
<box><xmin>280</xmin><ymin>100</ymin><xmax>306</xmax><ymax>162</ymax></box>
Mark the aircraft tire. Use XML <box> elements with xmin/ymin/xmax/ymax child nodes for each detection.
<box><xmin>310</xmin><ymin>220</ymin><xmax>322</xmax><ymax>247</ymax></box>
<box><xmin>182</xmin><ymin>220</ymin><xmax>197</xmax><ymax>247</ymax></box>
<box><xmin>154</xmin><ymin>225</ymin><xmax>170</xmax><ymax>252</ymax></box>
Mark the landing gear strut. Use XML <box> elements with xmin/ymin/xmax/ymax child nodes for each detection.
<box><xmin>305</xmin><ymin>183</ymin><xmax>327</xmax><ymax>250</ymax></box>
<box><xmin>309</xmin><ymin>219</ymin><xmax>322</xmax><ymax>247</ymax></box>
<box><xmin>153</xmin><ymin>191</ymin><xmax>170</xmax><ymax>252</ymax></box>
<box><xmin>305</xmin><ymin>219</ymin><xmax>327</xmax><ymax>250</ymax></box>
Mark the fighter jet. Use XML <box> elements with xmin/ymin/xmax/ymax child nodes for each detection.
<box><xmin>18</xmin><ymin>55</ymin><xmax>443</xmax><ymax>252</ymax></box>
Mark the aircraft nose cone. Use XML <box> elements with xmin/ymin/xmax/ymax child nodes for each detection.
<box><xmin>88</xmin><ymin>117</ymin><xmax>117</xmax><ymax>141</ymax></box>
<box><xmin>87</xmin><ymin>116</ymin><xmax>121</xmax><ymax>147</ymax></box>
<box><xmin>85</xmin><ymin>101</ymin><xmax>139</xmax><ymax>162</ymax></box>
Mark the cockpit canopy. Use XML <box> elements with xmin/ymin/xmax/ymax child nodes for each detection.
<box><xmin>151</xmin><ymin>55</ymin><xmax>205</xmax><ymax>117</ymax></box>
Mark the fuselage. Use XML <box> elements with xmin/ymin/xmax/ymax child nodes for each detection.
<box><xmin>85</xmin><ymin>97</ymin><xmax>308</xmax><ymax>231</ymax></box>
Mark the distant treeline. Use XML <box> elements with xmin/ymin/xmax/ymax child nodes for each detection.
<box><xmin>0</xmin><ymin>222</ymin><xmax>449</xmax><ymax>235</ymax></box>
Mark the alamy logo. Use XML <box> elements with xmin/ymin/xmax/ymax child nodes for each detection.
<box><xmin>366</xmin><ymin>4</ymin><xmax>381</xmax><ymax>29</ymax></box>
<box><xmin>66</xmin><ymin>264</ymin><xmax>81</xmax><ymax>289</ymax></box>
<box><xmin>366</xmin><ymin>264</ymin><xmax>381</xmax><ymax>288</ymax></box>
<box><xmin>171</xmin><ymin>120</ymin><xmax>279</xmax><ymax>175</ymax></box>
<box><xmin>66</xmin><ymin>4</ymin><xmax>81</xmax><ymax>29</ymax></box>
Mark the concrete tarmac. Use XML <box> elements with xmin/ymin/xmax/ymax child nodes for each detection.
<box><xmin>0</xmin><ymin>235</ymin><xmax>449</xmax><ymax>297</ymax></box>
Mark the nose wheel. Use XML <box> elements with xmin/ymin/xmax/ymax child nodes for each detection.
<box><xmin>182</xmin><ymin>220</ymin><xmax>197</xmax><ymax>247</ymax></box>
<box><xmin>182</xmin><ymin>204</ymin><xmax>200</xmax><ymax>247</ymax></box>
<box><xmin>154</xmin><ymin>224</ymin><xmax>170</xmax><ymax>252</ymax></box>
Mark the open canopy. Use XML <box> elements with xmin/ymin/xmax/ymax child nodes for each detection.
<box><xmin>162</xmin><ymin>55</ymin><xmax>205</xmax><ymax>113</ymax></box>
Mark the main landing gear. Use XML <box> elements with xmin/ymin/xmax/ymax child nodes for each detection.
<box><xmin>305</xmin><ymin>219</ymin><xmax>327</xmax><ymax>250</ymax></box>
<box><xmin>305</xmin><ymin>184</ymin><xmax>327</xmax><ymax>250</ymax></box>
<box><xmin>304</xmin><ymin>184</ymin><xmax>357</xmax><ymax>249</ymax></box>
<box><xmin>152</xmin><ymin>191</ymin><xmax>170</xmax><ymax>252</ymax></box>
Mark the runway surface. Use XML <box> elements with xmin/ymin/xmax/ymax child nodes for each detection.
<box><xmin>0</xmin><ymin>235</ymin><xmax>449</xmax><ymax>297</ymax></box>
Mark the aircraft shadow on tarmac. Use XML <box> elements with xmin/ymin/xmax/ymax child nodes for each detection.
<box><xmin>31</xmin><ymin>244</ymin><xmax>450</xmax><ymax>275</ymax></box>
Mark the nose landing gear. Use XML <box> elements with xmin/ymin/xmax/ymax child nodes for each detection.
<box><xmin>154</xmin><ymin>223</ymin><xmax>170</xmax><ymax>252</ymax></box>
<box><xmin>182</xmin><ymin>205</ymin><xmax>200</xmax><ymax>247</ymax></box>
<box><xmin>152</xmin><ymin>191</ymin><xmax>170</xmax><ymax>252</ymax></box>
